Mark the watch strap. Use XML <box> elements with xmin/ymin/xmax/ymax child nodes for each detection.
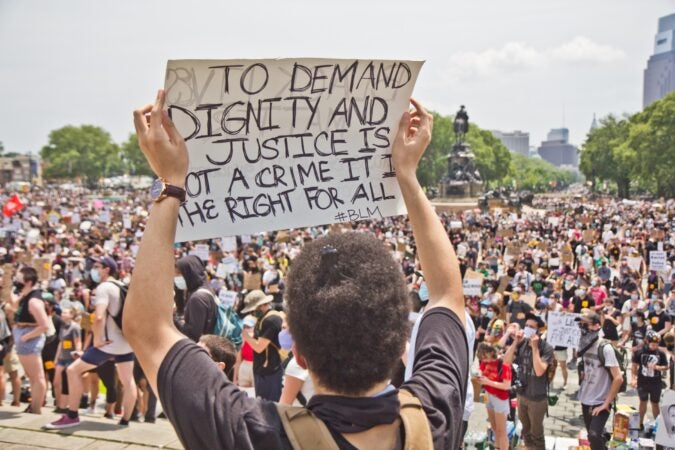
<box><xmin>163</xmin><ymin>183</ymin><xmax>187</xmax><ymax>203</ymax></box>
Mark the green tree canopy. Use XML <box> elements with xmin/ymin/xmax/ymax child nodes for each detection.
<box><xmin>507</xmin><ymin>153</ymin><xmax>576</xmax><ymax>191</ymax></box>
<box><xmin>40</xmin><ymin>125</ymin><xmax>122</xmax><ymax>185</ymax></box>
<box><xmin>417</xmin><ymin>112</ymin><xmax>512</xmax><ymax>188</ymax></box>
<box><xmin>120</xmin><ymin>133</ymin><xmax>154</xmax><ymax>177</ymax></box>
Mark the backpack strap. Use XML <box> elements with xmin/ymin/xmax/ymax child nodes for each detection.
<box><xmin>276</xmin><ymin>390</ymin><xmax>433</xmax><ymax>450</ymax></box>
<box><xmin>276</xmin><ymin>405</ymin><xmax>339</xmax><ymax>450</ymax></box>
<box><xmin>398</xmin><ymin>389</ymin><xmax>433</xmax><ymax>450</ymax></box>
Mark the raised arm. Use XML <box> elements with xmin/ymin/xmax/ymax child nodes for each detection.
<box><xmin>392</xmin><ymin>99</ymin><xmax>464</xmax><ymax>325</ymax></box>
<box><xmin>124</xmin><ymin>89</ymin><xmax>189</xmax><ymax>394</ymax></box>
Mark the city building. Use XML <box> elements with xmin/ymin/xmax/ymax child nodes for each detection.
<box><xmin>537</xmin><ymin>128</ymin><xmax>578</xmax><ymax>168</ymax></box>
<box><xmin>644</xmin><ymin>13</ymin><xmax>675</xmax><ymax>108</ymax></box>
<box><xmin>491</xmin><ymin>130</ymin><xmax>530</xmax><ymax>156</ymax></box>
<box><xmin>0</xmin><ymin>154</ymin><xmax>42</xmax><ymax>187</ymax></box>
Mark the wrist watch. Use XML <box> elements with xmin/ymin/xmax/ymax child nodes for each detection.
<box><xmin>150</xmin><ymin>178</ymin><xmax>186</xmax><ymax>204</ymax></box>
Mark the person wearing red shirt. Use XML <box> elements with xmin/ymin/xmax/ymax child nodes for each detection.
<box><xmin>476</xmin><ymin>342</ymin><xmax>512</xmax><ymax>450</ymax></box>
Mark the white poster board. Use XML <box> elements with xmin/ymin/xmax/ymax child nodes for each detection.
<box><xmin>165</xmin><ymin>58</ymin><xmax>423</xmax><ymax>242</ymax></box>
<box><xmin>220</xmin><ymin>236</ymin><xmax>238</xmax><ymax>252</ymax></box>
<box><xmin>656</xmin><ymin>390</ymin><xmax>675</xmax><ymax>447</ymax></box>
<box><xmin>627</xmin><ymin>256</ymin><xmax>642</xmax><ymax>272</ymax></box>
<box><xmin>192</xmin><ymin>244</ymin><xmax>210</xmax><ymax>262</ymax></box>
<box><xmin>463</xmin><ymin>278</ymin><xmax>482</xmax><ymax>296</ymax></box>
<box><xmin>649</xmin><ymin>251</ymin><xmax>667</xmax><ymax>271</ymax></box>
<box><xmin>546</xmin><ymin>311</ymin><xmax>581</xmax><ymax>349</ymax></box>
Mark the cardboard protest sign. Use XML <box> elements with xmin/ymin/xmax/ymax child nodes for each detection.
<box><xmin>1</xmin><ymin>263</ymin><xmax>14</xmax><ymax>303</ymax></box>
<box><xmin>561</xmin><ymin>251</ymin><xmax>573</xmax><ymax>264</ymax></box>
<box><xmin>243</xmin><ymin>272</ymin><xmax>262</xmax><ymax>290</ymax></box>
<box><xmin>583</xmin><ymin>229</ymin><xmax>595</xmax><ymax>243</ymax></box>
<box><xmin>165</xmin><ymin>58</ymin><xmax>423</xmax><ymax>242</ymax></box>
<box><xmin>547</xmin><ymin>311</ymin><xmax>581</xmax><ymax>349</ymax></box>
<box><xmin>34</xmin><ymin>257</ymin><xmax>52</xmax><ymax>281</ymax></box>
<box><xmin>496</xmin><ymin>276</ymin><xmax>512</xmax><ymax>294</ymax></box>
<box><xmin>521</xmin><ymin>292</ymin><xmax>536</xmax><ymax>308</ymax></box>
<box><xmin>649</xmin><ymin>251</ymin><xmax>667</xmax><ymax>271</ymax></box>
<box><xmin>462</xmin><ymin>270</ymin><xmax>484</xmax><ymax>296</ymax></box>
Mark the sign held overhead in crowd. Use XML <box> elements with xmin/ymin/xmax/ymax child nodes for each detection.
<box><xmin>165</xmin><ymin>58</ymin><xmax>423</xmax><ymax>242</ymax></box>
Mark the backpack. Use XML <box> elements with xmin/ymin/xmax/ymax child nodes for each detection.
<box><xmin>597</xmin><ymin>339</ymin><xmax>627</xmax><ymax>393</ymax></box>
<box><xmin>203</xmin><ymin>288</ymin><xmax>243</xmax><ymax>349</ymax></box>
<box><xmin>253</xmin><ymin>310</ymin><xmax>289</xmax><ymax>367</ymax></box>
<box><xmin>276</xmin><ymin>389</ymin><xmax>432</xmax><ymax>450</ymax></box>
<box><xmin>107</xmin><ymin>280</ymin><xmax>127</xmax><ymax>333</ymax></box>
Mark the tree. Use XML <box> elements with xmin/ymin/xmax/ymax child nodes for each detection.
<box><xmin>0</xmin><ymin>141</ymin><xmax>4</xmax><ymax>156</ymax></box>
<box><xmin>627</xmin><ymin>92</ymin><xmax>675</xmax><ymax>197</ymax></box>
<box><xmin>40</xmin><ymin>125</ymin><xmax>122</xmax><ymax>185</ymax></box>
<box><xmin>465</xmin><ymin>127</ymin><xmax>512</xmax><ymax>187</ymax></box>
<box><xmin>416</xmin><ymin>112</ymin><xmax>512</xmax><ymax>188</ymax></box>
<box><xmin>120</xmin><ymin>133</ymin><xmax>154</xmax><ymax>176</ymax></box>
<box><xmin>416</xmin><ymin>112</ymin><xmax>454</xmax><ymax>187</ymax></box>
<box><xmin>579</xmin><ymin>115</ymin><xmax>632</xmax><ymax>198</ymax></box>
<box><xmin>506</xmin><ymin>153</ymin><xmax>576</xmax><ymax>192</ymax></box>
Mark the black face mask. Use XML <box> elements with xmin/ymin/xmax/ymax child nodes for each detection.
<box><xmin>13</xmin><ymin>281</ymin><xmax>24</xmax><ymax>291</ymax></box>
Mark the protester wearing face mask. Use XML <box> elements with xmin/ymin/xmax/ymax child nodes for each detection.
<box><xmin>507</xmin><ymin>287</ymin><xmax>532</xmax><ymax>328</ymax></box>
<box><xmin>503</xmin><ymin>313</ymin><xmax>553</xmax><ymax>450</ymax></box>
<box><xmin>485</xmin><ymin>304</ymin><xmax>505</xmax><ymax>345</ymax></box>
<box><xmin>278</xmin><ymin>325</ymin><xmax>314</xmax><ymax>406</ymax></box>
<box><xmin>630</xmin><ymin>331</ymin><xmax>668</xmax><ymax>430</ymax></box>
<box><xmin>569</xmin><ymin>285</ymin><xmax>592</xmax><ymax>314</ymax></box>
<box><xmin>588</xmin><ymin>277</ymin><xmax>607</xmax><ymax>311</ymax></box>
<box><xmin>576</xmin><ymin>312</ymin><xmax>623</xmax><ymax>450</ymax></box>
<box><xmin>240</xmin><ymin>290</ymin><xmax>284</xmax><ymax>402</ymax></box>
<box><xmin>600</xmin><ymin>298</ymin><xmax>621</xmax><ymax>345</ymax></box>
<box><xmin>621</xmin><ymin>291</ymin><xmax>645</xmax><ymax>339</ymax></box>
<box><xmin>647</xmin><ymin>299</ymin><xmax>672</xmax><ymax>347</ymax></box>
<box><xmin>173</xmin><ymin>255</ymin><xmax>218</xmax><ymax>343</ymax></box>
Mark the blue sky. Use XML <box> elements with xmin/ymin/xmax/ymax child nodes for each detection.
<box><xmin>0</xmin><ymin>0</ymin><xmax>672</xmax><ymax>154</ymax></box>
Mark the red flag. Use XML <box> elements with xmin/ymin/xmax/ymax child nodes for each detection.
<box><xmin>3</xmin><ymin>194</ymin><xmax>25</xmax><ymax>217</ymax></box>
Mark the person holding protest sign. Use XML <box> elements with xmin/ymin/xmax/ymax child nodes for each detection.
<box><xmin>123</xmin><ymin>91</ymin><xmax>467</xmax><ymax>449</ymax></box>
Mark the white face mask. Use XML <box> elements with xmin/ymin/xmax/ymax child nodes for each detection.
<box><xmin>523</xmin><ymin>326</ymin><xmax>537</xmax><ymax>339</ymax></box>
<box><xmin>174</xmin><ymin>276</ymin><xmax>187</xmax><ymax>291</ymax></box>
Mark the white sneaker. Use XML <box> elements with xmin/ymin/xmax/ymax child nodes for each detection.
<box><xmin>83</xmin><ymin>406</ymin><xmax>96</xmax><ymax>415</ymax></box>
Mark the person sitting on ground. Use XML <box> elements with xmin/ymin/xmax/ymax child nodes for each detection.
<box><xmin>124</xmin><ymin>92</ymin><xmax>468</xmax><ymax>449</ymax></box>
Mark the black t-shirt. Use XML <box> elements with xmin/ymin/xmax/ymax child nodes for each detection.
<box><xmin>631</xmin><ymin>323</ymin><xmax>648</xmax><ymax>348</ymax></box>
<box><xmin>253</xmin><ymin>311</ymin><xmax>283</xmax><ymax>375</ymax></box>
<box><xmin>647</xmin><ymin>311</ymin><xmax>671</xmax><ymax>334</ymax></box>
<box><xmin>514</xmin><ymin>337</ymin><xmax>554</xmax><ymax>401</ymax></box>
<box><xmin>571</xmin><ymin>295</ymin><xmax>593</xmax><ymax>313</ymax></box>
<box><xmin>632</xmin><ymin>347</ymin><xmax>667</xmax><ymax>386</ymax></box>
<box><xmin>601</xmin><ymin>310</ymin><xmax>621</xmax><ymax>341</ymax></box>
<box><xmin>157</xmin><ymin>308</ymin><xmax>468</xmax><ymax>450</ymax></box>
<box><xmin>507</xmin><ymin>300</ymin><xmax>532</xmax><ymax>327</ymax></box>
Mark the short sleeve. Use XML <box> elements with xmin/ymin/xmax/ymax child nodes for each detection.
<box><xmin>501</xmin><ymin>364</ymin><xmax>512</xmax><ymax>381</ymax></box>
<box><xmin>284</xmin><ymin>357</ymin><xmax>308</xmax><ymax>382</ymax></box>
<box><xmin>158</xmin><ymin>339</ymin><xmax>291</xmax><ymax>450</ymax></box>
<box><xmin>401</xmin><ymin>308</ymin><xmax>468</xmax><ymax>450</ymax></box>
<box><xmin>258</xmin><ymin>315</ymin><xmax>281</xmax><ymax>342</ymax></box>
<box><xmin>602</xmin><ymin>345</ymin><xmax>619</xmax><ymax>367</ymax></box>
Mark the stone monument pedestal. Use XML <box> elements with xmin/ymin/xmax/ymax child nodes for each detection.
<box><xmin>439</xmin><ymin>142</ymin><xmax>483</xmax><ymax>199</ymax></box>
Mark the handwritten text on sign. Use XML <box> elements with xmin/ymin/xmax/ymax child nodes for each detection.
<box><xmin>165</xmin><ymin>59</ymin><xmax>423</xmax><ymax>242</ymax></box>
<box><xmin>546</xmin><ymin>311</ymin><xmax>581</xmax><ymax>349</ymax></box>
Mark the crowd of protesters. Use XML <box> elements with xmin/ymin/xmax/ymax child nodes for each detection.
<box><xmin>0</xmin><ymin>163</ymin><xmax>673</xmax><ymax>448</ymax></box>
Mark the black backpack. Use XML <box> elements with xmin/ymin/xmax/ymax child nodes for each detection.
<box><xmin>107</xmin><ymin>280</ymin><xmax>128</xmax><ymax>333</ymax></box>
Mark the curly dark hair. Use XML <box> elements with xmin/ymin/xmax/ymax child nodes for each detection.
<box><xmin>285</xmin><ymin>232</ymin><xmax>409</xmax><ymax>395</ymax></box>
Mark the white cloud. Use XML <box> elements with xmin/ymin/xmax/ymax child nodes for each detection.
<box><xmin>550</xmin><ymin>36</ymin><xmax>625</xmax><ymax>63</ymax></box>
<box><xmin>443</xmin><ymin>36</ymin><xmax>625</xmax><ymax>82</ymax></box>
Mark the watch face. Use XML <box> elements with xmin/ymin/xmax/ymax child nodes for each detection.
<box><xmin>150</xmin><ymin>179</ymin><xmax>164</xmax><ymax>200</ymax></box>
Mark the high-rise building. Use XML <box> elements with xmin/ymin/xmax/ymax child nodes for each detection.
<box><xmin>643</xmin><ymin>13</ymin><xmax>675</xmax><ymax>107</ymax></box>
<box><xmin>491</xmin><ymin>130</ymin><xmax>530</xmax><ymax>156</ymax></box>
<box><xmin>537</xmin><ymin>127</ymin><xmax>578</xmax><ymax>168</ymax></box>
